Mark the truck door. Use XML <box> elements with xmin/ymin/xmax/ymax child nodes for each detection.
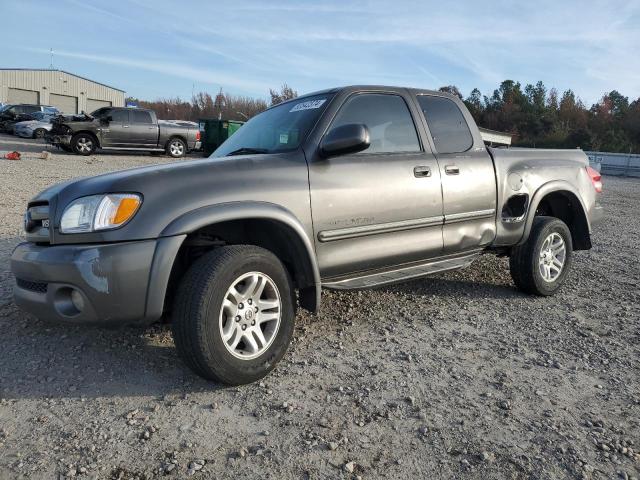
<box><xmin>416</xmin><ymin>94</ymin><xmax>497</xmax><ymax>253</ymax></box>
<box><xmin>101</xmin><ymin>109</ymin><xmax>131</xmax><ymax>147</ymax></box>
<box><xmin>308</xmin><ymin>91</ymin><xmax>444</xmax><ymax>279</ymax></box>
<box><xmin>129</xmin><ymin>110</ymin><xmax>158</xmax><ymax>147</ymax></box>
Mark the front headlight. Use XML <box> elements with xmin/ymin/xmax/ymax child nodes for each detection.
<box><xmin>60</xmin><ymin>193</ymin><xmax>142</xmax><ymax>233</ymax></box>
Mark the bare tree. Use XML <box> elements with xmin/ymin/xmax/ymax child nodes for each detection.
<box><xmin>269</xmin><ymin>84</ymin><xmax>298</xmax><ymax>106</ymax></box>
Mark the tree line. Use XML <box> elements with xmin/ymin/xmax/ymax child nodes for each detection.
<box><xmin>128</xmin><ymin>84</ymin><xmax>297</xmax><ymax>124</ymax></box>
<box><xmin>442</xmin><ymin>81</ymin><xmax>640</xmax><ymax>153</ymax></box>
<box><xmin>131</xmin><ymin>81</ymin><xmax>639</xmax><ymax>153</ymax></box>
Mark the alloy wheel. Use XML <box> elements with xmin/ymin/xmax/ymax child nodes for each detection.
<box><xmin>170</xmin><ymin>140</ymin><xmax>184</xmax><ymax>156</ymax></box>
<box><xmin>77</xmin><ymin>137</ymin><xmax>93</xmax><ymax>153</ymax></box>
<box><xmin>219</xmin><ymin>271</ymin><xmax>282</xmax><ymax>360</ymax></box>
<box><xmin>538</xmin><ymin>232</ymin><xmax>566</xmax><ymax>282</ymax></box>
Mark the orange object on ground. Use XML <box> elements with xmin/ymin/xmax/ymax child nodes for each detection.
<box><xmin>5</xmin><ymin>151</ymin><xmax>21</xmax><ymax>160</ymax></box>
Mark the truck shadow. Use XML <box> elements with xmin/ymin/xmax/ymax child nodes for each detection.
<box><xmin>0</xmin><ymin>305</ymin><xmax>226</xmax><ymax>400</ymax></box>
<box><xmin>1</xmin><ymin>234</ymin><xmax>221</xmax><ymax>400</ymax></box>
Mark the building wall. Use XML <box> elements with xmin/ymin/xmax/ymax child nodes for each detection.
<box><xmin>0</xmin><ymin>69</ymin><xmax>124</xmax><ymax>113</ymax></box>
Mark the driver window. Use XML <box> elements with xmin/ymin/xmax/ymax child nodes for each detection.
<box><xmin>110</xmin><ymin>109</ymin><xmax>130</xmax><ymax>124</ymax></box>
<box><xmin>331</xmin><ymin>93</ymin><xmax>420</xmax><ymax>154</ymax></box>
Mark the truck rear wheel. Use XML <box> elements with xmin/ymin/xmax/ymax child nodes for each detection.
<box><xmin>166</xmin><ymin>138</ymin><xmax>186</xmax><ymax>158</ymax></box>
<box><xmin>509</xmin><ymin>216</ymin><xmax>573</xmax><ymax>296</ymax></box>
<box><xmin>172</xmin><ymin>245</ymin><xmax>295</xmax><ymax>385</ymax></box>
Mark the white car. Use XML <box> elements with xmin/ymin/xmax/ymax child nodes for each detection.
<box><xmin>13</xmin><ymin>112</ymin><xmax>57</xmax><ymax>139</ymax></box>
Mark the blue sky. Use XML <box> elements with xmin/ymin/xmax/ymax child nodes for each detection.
<box><xmin>3</xmin><ymin>0</ymin><xmax>639</xmax><ymax>104</ymax></box>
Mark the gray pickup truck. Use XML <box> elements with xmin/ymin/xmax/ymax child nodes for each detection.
<box><xmin>11</xmin><ymin>85</ymin><xmax>603</xmax><ymax>385</ymax></box>
<box><xmin>47</xmin><ymin>107</ymin><xmax>201</xmax><ymax>157</ymax></box>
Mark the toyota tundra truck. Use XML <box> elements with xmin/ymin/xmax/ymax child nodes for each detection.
<box><xmin>11</xmin><ymin>86</ymin><xmax>603</xmax><ymax>385</ymax></box>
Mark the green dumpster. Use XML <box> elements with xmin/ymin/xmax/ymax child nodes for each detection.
<box><xmin>199</xmin><ymin>119</ymin><xmax>244</xmax><ymax>156</ymax></box>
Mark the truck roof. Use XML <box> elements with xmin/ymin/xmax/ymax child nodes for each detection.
<box><xmin>272</xmin><ymin>85</ymin><xmax>458</xmax><ymax>110</ymax></box>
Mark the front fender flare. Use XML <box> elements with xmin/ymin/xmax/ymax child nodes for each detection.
<box><xmin>159</xmin><ymin>201</ymin><xmax>321</xmax><ymax>312</ymax></box>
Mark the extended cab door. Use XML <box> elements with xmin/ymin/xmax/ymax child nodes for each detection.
<box><xmin>415</xmin><ymin>94</ymin><xmax>497</xmax><ymax>253</ymax></box>
<box><xmin>100</xmin><ymin>109</ymin><xmax>131</xmax><ymax>147</ymax></box>
<box><xmin>308</xmin><ymin>91</ymin><xmax>444</xmax><ymax>279</ymax></box>
<box><xmin>129</xmin><ymin>109</ymin><xmax>159</xmax><ymax>147</ymax></box>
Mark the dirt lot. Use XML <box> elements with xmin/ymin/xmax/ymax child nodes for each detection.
<box><xmin>0</xmin><ymin>137</ymin><xmax>639</xmax><ymax>480</ymax></box>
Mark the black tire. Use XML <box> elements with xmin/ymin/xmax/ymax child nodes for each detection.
<box><xmin>172</xmin><ymin>245</ymin><xmax>295</xmax><ymax>385</ymax></box>
<box><xmin>33</xmin><ymin>128</ymin><xmax>46</xmax><ymax>139</ymax></box>
<box><xmin>166</xmin><ymin>137</ymin><xmax>187</xmax><ymax>158</ymax></box>
<box><xmin>509</xmin><ymin>216</ymin><xmax>573</xmax><ymax>296</ymax></box>
<box><xmin>71</xmin><ymin>133</ymin><xmax>97</xmax><ymax>156</ymax></box>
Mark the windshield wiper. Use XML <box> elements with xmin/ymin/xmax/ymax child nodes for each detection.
<box><xmin>226</xmin><ymin>147</ymin><xmax>270</xmax><ymax>156</ymax></box>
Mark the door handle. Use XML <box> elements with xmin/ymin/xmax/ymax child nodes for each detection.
<box><xmin>413</xmin><ymin>165</ymin><xmax>431</xmax><ymax>177</ymax></box>
<box><xmin>444</xmin><ymin>165</ymin><xmax>460</xmax><ymax>175</ymax></box>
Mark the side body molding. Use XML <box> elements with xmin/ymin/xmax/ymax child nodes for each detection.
<box><xmin>160</xmin><ymin>201</ymin><xmax>322</xmax><ymax>312</ymax></box>
<box><xmin>518</xmin><ymin>180</ymin><xmax>590</xmax><ymax>245</ymax></box>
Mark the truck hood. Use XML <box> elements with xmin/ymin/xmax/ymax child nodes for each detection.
<box><xmin>30</xmin><ymin>151</ymin><xmax>310</xmax><ymax>244</ymax></box>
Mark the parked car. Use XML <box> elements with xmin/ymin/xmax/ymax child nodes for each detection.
<box><xmin>47</xmin><ymin>107</ymin><xmax>201</xmax><ymax>157</ymax></box>
<box><xmin>13</xmin><ymin>111</ymin><xmax>58</xmax><ymax>138</ymax></box>
<box><xmin>11</xmin><ymin>85</ymin><xmax>603</xmax><ymax>385</ymax></box>
<box><xmin>0</xmin><ymin>104</ymin><xmax>59</xmax><ymax>133</ymax></box>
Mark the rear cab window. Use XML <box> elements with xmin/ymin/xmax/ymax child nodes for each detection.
<box><xmin>417</xmin><ymin>95</ymin><xmax>473</xmax><ymax>154</ymax></box>
<box><xmin>331</xmin><ymin>93</ymin><xmax>421</xmax><ymax>154</ymax></box>
<box><xmin>132</xmin><ymin>110</ymin><xmax>153</xmax><ymax>124</ymax></box>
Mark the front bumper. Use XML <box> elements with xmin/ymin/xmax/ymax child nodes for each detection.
<box><xmin>11</xmin><ymin>239</ymin><xmax>159</xmax><ymax>326</ymax></box>
<box><xmin>48</xmin><ymin>134</ymin><xmax>72</xmax><ymax>146</ymax></box>
<box><xmin>14</xmin><ymin>128</ymin><xmax>33</xmax><ymax>138</ymax></box>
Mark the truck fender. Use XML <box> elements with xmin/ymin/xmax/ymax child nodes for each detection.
<box><xmin>156</xmin><ymin>201</ymin><xmax>321</xmax><ymax>313</ymax></box>
<box><xmin>518</xmin><ymin>180</ymin><xmax>589</xmax><ymax>245</ymax></box>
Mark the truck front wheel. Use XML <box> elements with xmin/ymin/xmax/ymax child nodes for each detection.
<box><xmin>166</xmin><ymin>138</ymin><xmax>186</xmax><ymax>158</ymax></box>
<box><xmin>509</xmin><ymin>216</ymin><xmax>573</xmax><ymax>296</ymax></box>
<box><xmin>172</xmin><ymin>245</ymin><xmax>295</xmax><ymax>385</ymax></box>
<box><xmin>71</xmin><ymin>133</ymin><xmax>97</xmax><ymax>155</ymax></box>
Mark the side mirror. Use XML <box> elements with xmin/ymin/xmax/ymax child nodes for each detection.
<box><xmin>320</xmin><ymin>123</ymin><xmax>370</xmax><ymax>158</ymax></box>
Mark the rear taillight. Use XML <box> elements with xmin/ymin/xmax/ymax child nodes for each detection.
<box><xmin>195</xmin><ymin>131</ymin><xmax>201</xmax><ymax>142</ymax></box>
<box><xmin>586</xmin><ymin>166</ymin><xmax>602</xmax><ymax>193</ymax></box>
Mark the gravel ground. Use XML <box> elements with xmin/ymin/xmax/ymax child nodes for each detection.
<box><xmin>0</xmin><ymin>140</ymin><xmax>639</xmax><ymax>480</ymax></box>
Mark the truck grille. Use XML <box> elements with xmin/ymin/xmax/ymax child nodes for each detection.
<box><xmin>16</xmin><ymin>278</ymin><xmax>48</xmax><ymax>293</ymax></box>
<box><xmin>24</xmin><ymin>202</ymin><xmax>51</xmax><ymax>243</ymax></box>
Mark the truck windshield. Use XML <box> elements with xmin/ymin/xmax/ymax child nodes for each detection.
<box><xmin>212</xmin><ymin>93</ymin><xmax>334</xmax><ymax>157</ymax></box>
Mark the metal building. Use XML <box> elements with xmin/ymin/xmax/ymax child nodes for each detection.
<box><xmin>0</xmin><ymin>69</ymin><xmax>124</xmax><ymax>114</ymax></box>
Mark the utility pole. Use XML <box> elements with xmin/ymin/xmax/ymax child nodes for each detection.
<box><xmin>49</xmin><ymin>48</ymin><xmax>54</xmax><ymax>70</ymax></box>
<box><xmin>214</xmin><ymin>87</ymin><xmax>225</xmax><ymax>120</ymax></box>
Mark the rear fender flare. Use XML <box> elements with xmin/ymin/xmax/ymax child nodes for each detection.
<box><xmin>519</xmin><ymin>180</ymin><xmax>589</xmax><ymax>245</ymax></box>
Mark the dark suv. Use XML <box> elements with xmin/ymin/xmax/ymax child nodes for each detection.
<box><xmin>0</xmin><ymin>104</ymin><xmax>59</xmax><ymax>133</ymax></box>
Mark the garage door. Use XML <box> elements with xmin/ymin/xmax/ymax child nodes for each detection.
<box><xmin>8</xmin><ymin>88</ymin><xmax>39</xmax><ymax>104</ymax></box>
<box><xmin>50</xmin><ymin>93</ymin><xmax>78</xmax><ymax>114</ymax></box>
<box><xmin>86</xmin><ymin>98</ymin><xmax>112</xmax><ymax>113</ymax></box>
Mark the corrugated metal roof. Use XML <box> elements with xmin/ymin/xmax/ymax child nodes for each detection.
<box><xmin>0</xmin><ymin>68</ymin><xmax>124</xmax><ymax>92</ymax></box>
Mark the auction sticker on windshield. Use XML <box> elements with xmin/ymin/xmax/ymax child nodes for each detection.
<box><xmin>290</xmin><ymin>99</ymin><xmax>326</xmax><ymax>112</ymax></box>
